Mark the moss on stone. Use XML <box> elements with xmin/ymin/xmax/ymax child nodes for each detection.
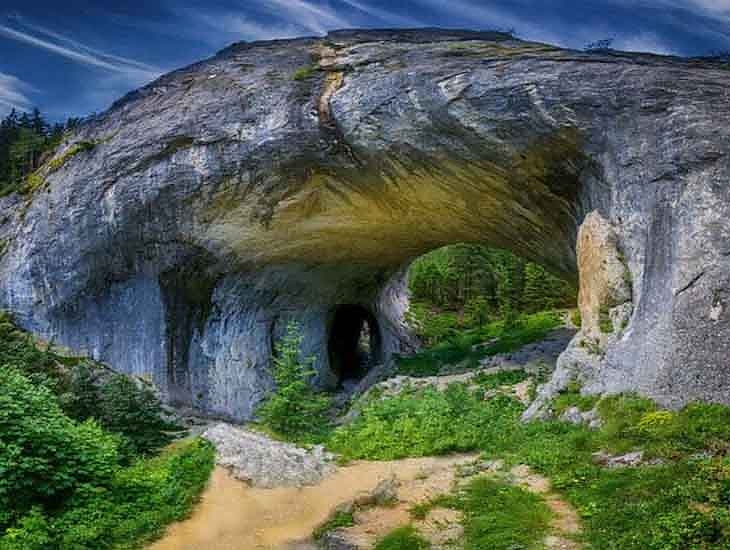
<box><xmin>20</xmin><ymin>172</ymin><xmax>47</xmax><ymax>195</ymax></box>
<box><xmin>598</xmin><ymin>304</ymin><xmax>613</xmax><ymax>334</ymax></box>
<box><xmin>46</xmin><ymin>140</ymin><xmax>97</xmax><ymax>172</ymax></box>
<box><xmin>293</xmin><ymin>64</ymin><xmax>318</xmax><ymax>81</ymax></box>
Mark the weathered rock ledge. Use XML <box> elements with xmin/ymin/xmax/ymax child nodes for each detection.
<box><xmin>0</xmin><ymin>29</ymin><xmax>728</xmax><ymax>419</ymax></box>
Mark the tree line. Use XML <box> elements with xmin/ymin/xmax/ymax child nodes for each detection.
<box><xmin>0</xmin><ymin>108</ymin><xmax>81</xmax><ymax>196</ymax></box>
<box><xmin>408</xmin><ymin>244</ymin><xmax>576</xmax><ymax>322</ymax></box>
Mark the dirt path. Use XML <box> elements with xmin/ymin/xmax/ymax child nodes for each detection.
<box><xmin>150</xmin><ymin>455</ymin><xmax>479</xmax><ymax>550</ymax></box>
<box><xmin>151</xmin><ymin>455</ymin><xmax>582</xmax><ymax>550</ymax></box>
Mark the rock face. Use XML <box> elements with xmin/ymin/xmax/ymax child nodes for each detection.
<box><xmin>0</xmin><ymin>29</ymin><xmax>728</xmax><ymax>420</ymax></box>
<box><xmin>203</xmin><ymin>423</ymin><xmax>335</xmax><ymax>487</ymax></box>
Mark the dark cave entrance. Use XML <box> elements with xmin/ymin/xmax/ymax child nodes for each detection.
<box><xmin>328</xmin><ymin>305</ymin><xmax>381</xmax><ymax>389</ymax></box>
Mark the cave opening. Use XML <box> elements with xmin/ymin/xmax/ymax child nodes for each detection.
<box><xmin>328</xmin><ymin>304</ymin><xmax>381</xmax><ymax>389</ymax></box>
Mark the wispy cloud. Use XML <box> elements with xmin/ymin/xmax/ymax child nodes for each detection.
<box><xmin>0</xmin><ymin>16</ymin><xmax>161</xmax><ymax>81</ymax></box>
<box><xmin>339</xmin><ymin>0</ymin><xmax>425</xmax><ymax>27</ymax></box>
<box><xmin>191</xmin><ymin>11</ymin><xmax>303</xmax><ymax>41</ymax></box>
<box><xmin>255</xmin><ymin>0</ymin><xmax>353</xmax><ymax>35</ymax></box>
<box><xmin>0</xmin><ymin>72</ymin><xmax>34</xmax><ymax>115</ymax></box>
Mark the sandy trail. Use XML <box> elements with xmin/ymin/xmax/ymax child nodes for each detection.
<box><xmin>150</xmin><ymin>455</ymin><xmax>477</xmax><ymax>550</ymax></box>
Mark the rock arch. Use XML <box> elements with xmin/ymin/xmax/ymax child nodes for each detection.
<box><xmin>0</xmin><ymin>29</ymin><xmax>728</xmax><ymax>420</ymax></box>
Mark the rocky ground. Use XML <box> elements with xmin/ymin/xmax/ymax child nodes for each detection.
<box><xmin>313</xmin><ymin>458</ymin><xmax>581</xmax><ymax>550</ymax></box>
<box><xmin>203</xmin><ymin>423</ymin><xmax>336</xmax><ymax>488</ymax></box>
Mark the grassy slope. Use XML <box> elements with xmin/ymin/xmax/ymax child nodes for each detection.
<box><xmin>329</xmin><ymin>373</ymin><xmax>730</xmax><ymax>549</ymax></box>
<box><xmin>397</xmin><ymin>310</ymin><xmax>563</xmax><ymax>377</ymax></box>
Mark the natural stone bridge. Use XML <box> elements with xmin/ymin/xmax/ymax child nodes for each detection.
<box><xmin>1</xmin><ymin>29</ymin><xmax>728</xmax><ymax>420</ymax></box>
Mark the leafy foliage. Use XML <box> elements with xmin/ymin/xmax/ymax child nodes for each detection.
<box><xmin>0</xmin><ymin>439</ymin><xmax>215</xmax><ymax>550</ymax></box>
<box><xmin>65</xmin><ymin>366</ymin><xmax>178</xmax><ymax>462</ymax></box>
<box><xmin>0</xmin><ymin>313</ymin><xmax>214</xmax><ymax>549</ymax></box>
<box><xmin>257</xmin><ymin>321</ymin><xmax>332</xmax><ymax>440</ymax></box>
<box><xmin>0</xmin><ymin>367</ymin><xmax>118</xmax><ymax>530</ymax></box>
<box><xmin>329</xmin><ymin>384</ymin><xmax>523</xmax><ymax>461</ymax></box>
<box><xmin>0</xmin><ymin>313</ymin><xmax>176</xmax><ymax>462</ymax></box>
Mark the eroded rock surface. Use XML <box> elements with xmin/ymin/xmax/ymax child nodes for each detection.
<box><xmin>204</xmin><ymin>423</ymin><xmax>335</xmax><ymax>488</ymax></box>
<box><xmin>0</xmin><ymin>29</ymin><xmax>728</xmax><ymax>419</ymax></box>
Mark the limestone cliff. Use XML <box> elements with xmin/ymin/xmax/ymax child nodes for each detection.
<box><xmin>1</xmin><ymin>29</ymin><xmax>728</xmax><ymax>420</ymax></box>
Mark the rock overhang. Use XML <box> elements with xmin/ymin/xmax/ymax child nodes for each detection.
<box><xmin>1</xmin><ymin>29</ymin><xmax>728</xmax><ymax>419</ymax></box>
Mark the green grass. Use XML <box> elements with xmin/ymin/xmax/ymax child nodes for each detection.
<box><xmin>553</xmin><ymin>379</ymin><xmax>600</xmax><ymax>416</ymax></box>
<box><xmin>374</xmin><ymin>526</ymin><xmax>431</xmax><ymax>550</ymax></box>
<box><xmin>397</xmin><ymin>310</ymin><xmax>563</xmax><ymax>377</ymax></box>
<box><xmin>328</xmin><ymin>382</ymin><xmax>523</xmax><ymax>461</ymax></box>
<box><xmin>327</xmin><ymin>366</ymin><xmax>730</xmax><ymax>549</ymax></box>
<box><xmin>472</xmin><ymin>368</ymin><xmax>530</xmax><ymax>390</ymax></box>
<box><xmin>312</xmin><ymin>510</ymin><xmax>355</xmax><ymax>540</ymax></box>
<box><xmin>452</xmin><ymin>477</ymin><xmax>551</xmax><ymax>550</ymax></box>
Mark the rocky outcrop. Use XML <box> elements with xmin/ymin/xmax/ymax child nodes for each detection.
<box><xmin>0</xmin><ymin>29</ymin><xmax>728</xmax><ymax>420</ymax></box>
<box><xmin>203</xmin><ymin>423</ymin><xmax>335</xmax><ymax>487</ymax></box>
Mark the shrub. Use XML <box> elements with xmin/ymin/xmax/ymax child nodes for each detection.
<box><xmin>374</xmin><ymin>526</ymin><xmax>430</xmax><ymax>550</ymax></box>
<box><xmin>257</xmin><ymin>322</ymin><xmax>332</xmax><ymax>440</ymax></box>
<box><xmin>95</xmin><ymin>374</ymin><xmax>176</xmax><ymax>461</ymax></box>
<box><xmin>0</xmin><ymin>367</ymin><xmax>119</xmax><ymax>530</ymax></box>
<box><xmin>329</xmin><ymin>384</ymin><xmax>523</xmax><ymax>461</ymax></box>
<box><xmin>0</xmin><ymin>438</ymin><xmax>215</xmax><ymax>550</ymax></box>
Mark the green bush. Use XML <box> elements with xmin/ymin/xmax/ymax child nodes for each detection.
<box><xmin>257</xmin><ymin>321</ymin><xmax>332</xmax><ymax>441</ymax></box>
<box><xmin>0</xmin><ymin>313</ymin><xmax>215</xmax><ymax>549</ymax></box>
<box><xmin>0</xmin><ymin>313</ymin><xmax>177</xmax><ymax>462</ymax></box>
<box><xmin>0</xmin><ymin>313</ymin><xmax>60</xmax><ymax>390</ymax></box>
<box><xmin>48</xmin><ymin>438</ymin><xmax>214</xmax><ymax>550</ymax></box>
<box><xmin>329</xmin><ymin>383</ymin><xmax>523</xmax><ymax>461</ymax></box>
<box><xmin>95</xmin><ymin>374</ymin><xmax>176</xmax><ymax>461</ymax></box>
<box><xmin>0</xmin><ymin>438</ymin><xmax>215</xmax><ymax>550</ymax></box>
<box><xmin>374</xmin><ymin>526</ymin><xmax>430</xmax><ymax>550</ymax></box>
<box><xmin>0</xmin><ymin>367</ymin><xmax>119</xmax><ymax>530</ymax></box>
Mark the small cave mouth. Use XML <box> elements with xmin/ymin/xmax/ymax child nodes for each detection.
<box><xmin>328</xmin><ymin>304</ymin><xmax>382</xmax><ymax>389</ymax></box>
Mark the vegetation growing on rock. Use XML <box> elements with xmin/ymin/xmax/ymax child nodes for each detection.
<box><xmin>0</xmin><ymin>108</ymin><xmax>81</xmax><ymax>197</ymax></box>
<box><xmin>0</xmin><ymin>313</ymin><xmax>214</xmax><ymax>549</ymax></box>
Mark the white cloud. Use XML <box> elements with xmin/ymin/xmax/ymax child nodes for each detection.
<box><xmin>193</xmin><ymin>11</ymin><xmax>303</xmax><ymax>41</ymax></box>
<box><xmin>0</xmin><ymin>72</ymin><xmax>34</xmax><ymax>115</ymax></box>
<box><xmin>0</xmin><ymin>17</ymin><xmax>161</xmax><ymax>81</ymax></box>
<box><xmin>614</xmin><ymin>33</ymin><xmax>679</xmax><ymax>55</ymax></box>
<box><xmin>339</xmin><ymin>0</ymin><xmax>425</xmax><ymax>27</ymax></box>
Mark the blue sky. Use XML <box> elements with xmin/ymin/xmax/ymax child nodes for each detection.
<box><xmin>0</xmin><ymin>0</ymin><xmax>728</xmax><ymax>121</ymax></box>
